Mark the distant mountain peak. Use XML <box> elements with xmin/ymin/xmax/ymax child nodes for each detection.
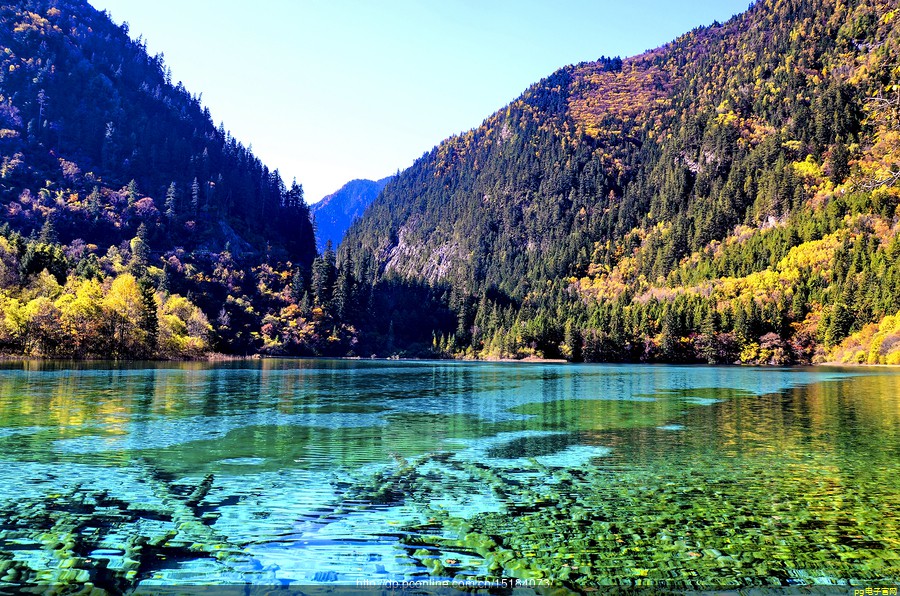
<box><xmin>311</xmin><ymin>176</ymin><xmax>391</xmax><ymax>251</ymax></box>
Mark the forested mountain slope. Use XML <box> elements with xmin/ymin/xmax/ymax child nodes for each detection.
<box><xmin>339</xmin><ymin>0</ymin><xmax>900</xmax><ymax>364</ymax></box>
<box><xmin>0</xmin><ymin>0</ymin><xmax>320</xmax><ymax>358</ymax></box>
<box><xmin>3</xmin><ymin>0</ymin><xmax>900</xmax><ymax>363</ymax></box>
<box><xmin>311</xmin><ymin>177</ymin><xmax>391</xmax><ymax>251</ymax></box>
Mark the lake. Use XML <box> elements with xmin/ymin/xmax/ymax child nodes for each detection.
<box><xmin>0</xmin><ymin>359</ymin><xmax>898</xmax><ymax>591</ymax></box>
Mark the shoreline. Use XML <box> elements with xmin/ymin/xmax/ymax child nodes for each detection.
<box><xmin>2</xmin><ymin>352</ymin><xmax>899</xmax><ymax>368</ymax></box>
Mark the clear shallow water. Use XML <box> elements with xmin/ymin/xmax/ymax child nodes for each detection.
<box><xmin>0</xmin><ymin>360</ymin><xmax>898</xmax><ymax>590</ymax></box>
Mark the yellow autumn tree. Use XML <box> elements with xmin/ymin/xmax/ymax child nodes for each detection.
<box><xmin>22</xmin><ymin>296</ymin><xmax>65</xmax><ymax>356</ymax></box>
<box><xmin>103</xmin><ymin>273</ymin><xmax>150</xmax><ymax>358</ymax></box>
<box><xmin>56</xmin><ymin>278</ymin><xmax>106</xmax><ymax>357</ymax></box>
<box><xmin>158</xmin><ymin>293</ymin><xmax>210</xmax><ymax>357</ymax></box>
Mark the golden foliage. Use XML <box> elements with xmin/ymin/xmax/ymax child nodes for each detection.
<box><xmin>830</xmin><ymin>310</ymin><xmax>900</xmax><ymax>364</ymax></box>
<box><xmin>568</xmin><ymin>62</ymin><xmax>672</xmax><ymax>139</ymax></box>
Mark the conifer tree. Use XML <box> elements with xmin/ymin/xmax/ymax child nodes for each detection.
<box><xmin>126</xmin><ymin>179</ymin><xmax>138</xmax><ymax>207</ymax></box>
<box><xmin>165</xmin><ymin>182</ymin><xmax>177</xmax><ymax>222</ymax></box>
<box><xmin>290</xmin><ymin>268</ymin><xmax>306</xmax><ymax>304</ymax></box>
<box><xmin>191</xmin><ymin>177</ymin><xmax>200</xmax><ymax>215</ymax></box>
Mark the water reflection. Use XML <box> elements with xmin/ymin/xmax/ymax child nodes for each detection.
<box><xmin>0</xmin><ymin>361</ymin><xmax>897</xmax><ymax>588</ymax></box>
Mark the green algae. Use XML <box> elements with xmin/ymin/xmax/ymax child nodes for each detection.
<box><xmin>485</xmin><ymin>432</ymin><xmax>583</xmax><ymax>459</ymax></box>
<box><xmin>641</xmin><ymin>387</ymin><xmax>758</xmax><ymax>401</ymax></box>
<box><xmin>507</xmin><ymin>398</ymin><xmax>679</xmax><ymax>432</ymax></box>
<box><xmin>131</xmin><ymin>411</ymin><xmax>500</xmax><ymax>476</ymax></box>
<box><xmin>394</xmin><ymin>450</ymin><xmax>900</xmax><ymax>589</ymax></box>
<box><xmin>315</xmin><ymin>376</ymin><xmax>900</xmax><ymax>589</ymax></box>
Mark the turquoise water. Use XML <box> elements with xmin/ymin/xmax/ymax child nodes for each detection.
<box><xmin>0</xmin><ymin>359</ymin><xmax>898</xmax><ymax>590</ymax></box>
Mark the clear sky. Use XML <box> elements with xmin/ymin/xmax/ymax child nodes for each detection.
<box><xmin>88</xmin><ymin>1</ymin><xmax>750</xmax><ymax>203</ymax></box>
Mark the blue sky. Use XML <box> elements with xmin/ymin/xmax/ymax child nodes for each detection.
<box><xmin>89</xmin><ymin>1</ymin><xmax>750</xmax><ymax>203</ymax></box>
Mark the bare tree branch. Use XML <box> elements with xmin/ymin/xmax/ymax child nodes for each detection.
<box><xmin>859</xmin><ymin>169</ymin><xmax>900</xmax><ymax>191</ymax></box>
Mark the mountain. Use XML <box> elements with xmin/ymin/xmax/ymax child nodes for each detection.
<box><xmin>338</xmin><ymin>0</ymin><xmax>900</xmax><ymax>364</ymax></box>
<box><xmin>0</xmin><ymin>0</ymin><xmax>320</xmax><ymax>358</ymax></box>
<box><xmin>3</xmin><ymin>0</ymin><xmax>900</xmax><ymax>364</ymax></box>
<box><xmin>311</xmin><ymin>176</ymin><xmax>391</xmax><ymax>251</ymax></box>
<box><xmin>0</xmin><ymin>0</ymin><xmax>315</xmax><ymax>261</ymax></box>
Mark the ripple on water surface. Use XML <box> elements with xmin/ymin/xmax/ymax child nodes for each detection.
<box><xmin>0</xmin><ymin>361</ymin><xmax>897</xmax><ymax>588</ymax></box>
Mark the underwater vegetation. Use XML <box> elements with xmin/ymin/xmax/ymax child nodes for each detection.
<box><xmin>340</xmin><ymin>447</ymin><xmax>900</xmax><ymax>589</ymax></box>
<box><xmin>0</xmin><ymin>363</ymin><xmax>898</xmax><ymax>591</ymax></box>
<box><xmin>0</xmin><ymin>462</ymin><xmax>246</xmax><ymax>594</ymax></box>
<box><xmin>1</xmin><ymin>432</ymin><xmax>899</xmax><ymax>591</ymax></box>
